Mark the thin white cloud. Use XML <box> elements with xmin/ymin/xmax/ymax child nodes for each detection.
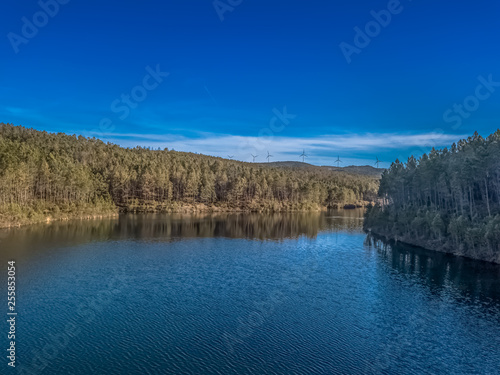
<box><xmin>87</xmin><ymin>131</ymin><xmax>469</xmax><ymax>166</ymax></box>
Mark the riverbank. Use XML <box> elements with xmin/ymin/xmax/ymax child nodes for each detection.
<box><xmin>119</xmin><ymin>200</ymin><xmax>371</xmax><ymax>213</ymax></box>
<box><xmin>0</xmin><ymin>201</ymin><xmax>118</xmax><ymax>229</ymax></box>
<box><xmin>365</xmin><ymin>227</ymin><xmax>500</xmax><ymax>264</ymax></box>
<box><xmin>0</xmin><ymin>200</ymin><xmax>371</xmax><ymax>229</ymax></box>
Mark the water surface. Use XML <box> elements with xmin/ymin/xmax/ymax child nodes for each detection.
<box><xmin>1</xmin><ymin>210</ymin><xmax>499</xmax><ymax>374</ymax></box>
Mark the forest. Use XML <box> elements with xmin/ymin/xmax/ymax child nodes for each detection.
<box><xmin>365</xmin><ymin>130</ymin><xmax>500</xmax><ymax>263</ymax></box>
<box><xmin>0</xmin><ymin>124</ymin><xmax>379</xmax><ymax>227</ymax></box>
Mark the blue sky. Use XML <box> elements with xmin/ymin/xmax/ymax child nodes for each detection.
<box><xmin>2</xmin><ymin>0</ymin><xmax>500</xmax><ymax>166</ymax></box>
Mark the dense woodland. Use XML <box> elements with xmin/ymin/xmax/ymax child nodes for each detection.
<box><xmin>365</xmin><ymin>130</ymin><xmax>500</xmax><ymax>263</ymax></box>
<box><xmin>0</xmin><ymin>124</ymin><xmax>378</xmax><ymax>227</ymax></box>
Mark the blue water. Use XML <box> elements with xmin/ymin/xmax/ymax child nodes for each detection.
<box><xmin>1</xmin><ymin>211</ymin><xmax>500</xmax><ymax>374</ymax></box>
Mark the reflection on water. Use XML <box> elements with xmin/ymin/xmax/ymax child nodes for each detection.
<box><xmin>2</xmin><ymin>209</ymin><xmax>499</xmax><ymax>308</ymax></box>
<box><xmin>1</xmin><ymin>209</ymin><xmax>499</xmax><ymax>374</ymax></box>
<box><xmin>0</xmin><ymin>209</ymin><xmax>365</xmax><ymax>252</ymax></box>
<box><xmin>366</xmin><ymin>234</ymin><xmax>500</xmax><ymax>304</ymax></box>
<box><xmin>2</xmin><ymin>208</ymin><xmax>499</xmax><ymax>307</ymax></box>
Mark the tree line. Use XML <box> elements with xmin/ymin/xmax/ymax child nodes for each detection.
<box><xmin>365</xmin><ymin>130</ymin><xmax>500</xmax><ymax>263</ymax></box>
<box><xmin>0</xmin><ymin>124</ymin><xmax>378</xmax><ymax>226</ymax></box>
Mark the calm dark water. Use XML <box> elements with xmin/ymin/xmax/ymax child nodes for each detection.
<box><xmin>1</xmin><ymin>210</ymin><xmax>500</xmax><ymax>375</ymax></box>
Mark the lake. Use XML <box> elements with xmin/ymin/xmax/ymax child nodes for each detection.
<box><xmin>1</xmin><ymin>210</ymin><xmax>500</xmax><ymax>374</ymax></box>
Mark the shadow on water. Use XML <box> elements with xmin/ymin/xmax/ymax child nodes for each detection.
<box><xmin>1</xmin><ymin>209</ymin><xmax>500</xmax><ymax>374</ymax></box>
<box><xmin>0</xmin><ymin>209</ymin><xmax>365</xmax><ymax>256</ymax></box>
<box><xmin>2</xmin><ymin>208</ymin><xmax>499</xmax><ymax>307</ymax></box>
<box><xmin>365</xmin><ymin>234</ymin><xmax>500</xmax><ymax>304</ymax></box>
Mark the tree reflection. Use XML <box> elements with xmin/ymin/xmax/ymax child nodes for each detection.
<box><xmin>0</xmin><ymin>209</ymin><xmax>365</xmax><ymax>256</ymax></box>
<box><xmin>365</xmin><ymin>234</ymin><xmax>500</xmax><ymax>304</ymax></box>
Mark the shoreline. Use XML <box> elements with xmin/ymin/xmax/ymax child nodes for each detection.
<box><xmin>366</xmin><ymin>228</ymin><xmax>500</xmax><ymax>265</ymax></box>
<box><xmin>0</xmin><ymin>212</ymin><xmax>120</xmax><ymax>229</ymax></box>
<box><xmin>0</xmin><ymin>202</ymin><xmax>370</xmax><ymax>230</ymax></box>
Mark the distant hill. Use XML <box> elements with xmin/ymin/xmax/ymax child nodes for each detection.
<box><xmin>0</xmin><ymin>124</ymin><xmax>381</xmax><ymax>227</ymax></box>
<box><xmin>324</xmin><ymin>165</ymin><xmax>385</xmax><ymax>178</ymax></box>
<box><xmin>256</xmin><ymin>161</ymin><xmax>385</xmax><ymax>177</ymax></box>
<box><xmin>255</xmin><ymin>161</ymin><xmax>315</xmax><ymax>169</ymax></box>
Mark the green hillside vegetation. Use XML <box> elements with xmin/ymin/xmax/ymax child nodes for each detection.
<box><xmin>258</xmin><ymin>161</ymin><xmax>385</xmax><ymax>177</ymax></box>
<box><xmin>326</xmin><ymin>165</ymin><xmax>384</xmax><ymax>178</ymax></box>
<box><xmin>365</xmin><ymin>130</ymin><xmax>500</xmax><ymax>263</ymax></box>
<box><xmin>0</xmin><ymin>124</ymin><xmax>379</xmax><ymax>227</ymax></box>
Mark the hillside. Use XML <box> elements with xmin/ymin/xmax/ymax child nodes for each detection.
<box><xmin>0</xmin><ymin>124</ymin><xmax>379</xmax><ymax>227</ymax></box>
<box><xmin>256</xmin><ymin>161</ymin><xmax>314</xmax><ymax>169</ymax></box>
<box><xmin>324</xmin><ymin>165</ymin><xmax>385</xmax><ymax>177</ymax></box>
<box><xmin>258</xmin><ymin>161</ymin><xmax>385</xmax><ymax>177</ymax></box>
<box><xmin>365</xmin><ymin>130</ymin><xmax>500</xmax><ymax>263</ymax></box>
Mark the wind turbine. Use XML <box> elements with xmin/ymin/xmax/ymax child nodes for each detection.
<box><xmin>266</xmin><ymin>151</ymin><xmax>273</xmax><ymax>163</ymax></box>
<box><xmin>334</xmin><ymin>156</ymin><xmax>342</xmax><ymax>167</ymax></box>
<box><xmin>374</xmin><ymin>157</ymin><xmax>382</xmax><ymax>168</ymax></box>
<box><xmin>299</xmin><ymin>149</ymin><xmax>308</xmax><ymax>162</ymax></box>
<box><xmin>251</xmin><ymin>154</ymin><xmax>258</xmax><ymax>162</ymax></box>
<box><xmin>227</xmin><ymin>155</ymin><xmax>234</xmax><ymax>160</ymax></box>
